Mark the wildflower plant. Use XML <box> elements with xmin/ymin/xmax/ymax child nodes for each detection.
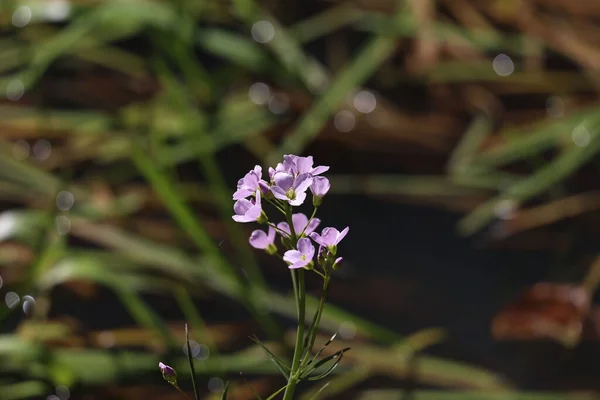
<box><xmin>160</xmin><ymin>155</ymin><xmax>348</xmax><ymax>400</ymax></box>
<box><xmin>234</xmin><ymin>154</ymin><xmax>350</xmax><ymax>399</ymax></box>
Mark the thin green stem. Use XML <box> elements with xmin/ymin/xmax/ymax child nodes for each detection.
<box><xmin>300</xmin><ymin>276</ymin><xmax>330</xmax><ymax>370</ymax></box>
<box><xmin>299</xmin><ymin>206</ymin><xmax>318</xmax><ymax>238</ymax></box>
<box><xmin>173</xmin><ymin>384</ymin><xmax>191</xmax><ymax>400</ymax></box>
<box><xmin>283</xmin><ymin>269</ymin><xmax>306</xmax><ymax>400</ymax></box>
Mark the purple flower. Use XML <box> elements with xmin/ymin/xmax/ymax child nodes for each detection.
<box><xmin>310</xmin><ymin>226</ymin><xmax>349</xmax><ymax>249</ymax></box>
<box><xmin>249</xmin><ymin>226</ymin><xmax>276</xmax><ymax>250</ymax></box>
<box><xmin>283</xmin><ymin>238</ymin><xmax>315</xmax><ymax>269</ymax></box>
<box><xmin>271</xmin><ymin>172</ymin><xmax>312</xmax><ymax>206</ymax></box>
<box><xmin>269</xmin><ymin>155</ymin><xmax>329</xmax><ymax>181</ymax></box>
<box><xmin>159</xmin><ymin>362</ymin><xmax>177</xmax><ymax>385</ymax></box>
<box><xmin>233</xmin><ymin>166</ymin><xmax>269</xmax><ymax>200</ymax></box>
<box><xmin>292</xmin><ymin>155</ymin><xmax>329</xmax><ymax>176</ymax></box>
<box><xmin>277</xmin><ymin>213</ymin><xmax>321</xmax><ymax>237</ymax></box>
<box><xmin>233</xmin><ymin>190</ymin><xmax>262</xmax><ymax>223</ymax></box>
<box><xmin>310</xmin><ymin>176</ymin><xmax>330</xmax><ymax>206</ymax></box>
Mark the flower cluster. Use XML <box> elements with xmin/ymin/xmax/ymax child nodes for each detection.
<box><xmin>232</xmin><ymin>155</ymin><xmax>347</xmax><ymax>274</ymax></box>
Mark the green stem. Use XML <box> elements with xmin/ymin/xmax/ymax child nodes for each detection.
<box><xmin>300</xmin><ymin>276</ymin><xmax>330</xmax><ymax>370</ymax></box>
<box><xmin>173</xmin><ymin>384</ymin><xmax>191</xmax><ymax>400</ymax></box>
<box><xmin>283</xmin><ymin>269</ymin><xmax>306</xmax><ymax>400</ymax></box>
<box><xmin>299</xmin><ymin>206</ymin><xmax>318</xmax><ymax>238</ymax></box>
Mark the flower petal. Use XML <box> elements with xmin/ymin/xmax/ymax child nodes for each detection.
<box><xmin>335</xmin><ymin>226</ymin><xmax>349</xmax><ymax>244</ymax></box>
<box><xmin>293</xmin><ymin>173</ymin><xmax>313</xmax><ymax>193</ymax></box>
<box><xmin>292</xmin><ymin>213</ymin><xmax>309</xmax><ymax>234</ymax></box>
<box><xmin>296</xmin><ymin>156</ymin><xmax>314</xmax><ymax>174</ymax></box>
<box><xmin>233</xmin><ymin>188</ymin><xmax>253</xmax><ymax>200</ymax></box>
<box><xmin>274</xmin><ymin>172</ymin><xmax>294</xmax><ymax>191</ymax></box>
<box><xmin>283</xmin><ymin>249</ymin><xmax>302</xmax><ymax>264</ymax></box>
<box><xmin>310</xmin><ymin>165</ymin><xmax>329</xmax><ymax>175</ymax></box>
<box><xmin>310</xmin><ymin>176</ymin><xmax>330</xmax><ymax>197</ymax></box>
<box><xmin>271</xmin><ymin>186</ymin><xmax>289</xmax><ymax>201</ymax></box>
<box><xmin>309</xmin><ymin>232</ymin><xmax>324</xmax><ymax>247</ymax></box>
<box><xmin>277</xmin><ymin>222</ymin><xmax>291</xmax><ymax>236</ymax></box>
<box><xmin>267</xmin><ymin>226</ymin><xmax>276</xmax><ymax>242</ymax></box>
<box><xmin>249</xmin><ymin>229</ymin><xmax>270</xmax><ymax>249</ymax></box>
<box><xmin>305</xmin><ymin>218</ymin><xmax>321</xmax><ymax>235</ymax></box>
<box><xmin>233</xmin><ymin>198</ymin><xmax>252</xmax><ymax>216</ymax></box>
<box><xmin>297</xmin><ymin>238</ymin><xmax>315</xmax><ymax>259</ymax></box>
<box><xmin>289</xmin><ymin>191</ymin><xmax>306</xmax><ymax>206</ymax></box>
<box><xmin>289</xmin><ymin>259</ymin><xmax>309</xmax><ymax>269</ymax></box>
<box><xmin>320</xmin><ymin>227</ymin><xmax>339</xmax><ymax>246</ymax></box>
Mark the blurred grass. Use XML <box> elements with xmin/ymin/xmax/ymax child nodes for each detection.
<box><xmin>1</xmin><ymin>0</ymin><xmax>600</xmax><ymax>398</ymax></box>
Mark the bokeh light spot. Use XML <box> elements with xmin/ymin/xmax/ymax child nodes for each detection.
<box><xmin>22</xmin><ymin>295</ymin><xmax>36</xmax><ymax>315</ymax></box>
<box><xmin>5</xmin><ymin>291</ymin><xmax>20</xmax><ymax>309</ymax></box>
<box><xmin>251</xmin><ymin>20</ymin><xmax>275</xmax><ymax>43</ymax></box>
<box><xmin>55</xmin><ymin>385</ymin><xmax>71</xmax><ymax>400</ymax></box>
<box><xmin>56</xmin><ymin>191</ymin><xmax>75</xmax><ymax>211</ymax></box>
<box><xmin>33</xmin><ymin>139</ymin><xmax>52</xmax><ymax>160</ymax></box>
<box><xmin>13</xmin><ymin>140</ymin><xmax>30</xmax><ymax>160</ymax></box>
<box><xmin>12</xmin><ymin>6</ymin><xmax>32</xmax><ymax>27</ymax></box>
<box><xmin>56</xmin><ymin>216</ymin><xmax>71</xmax><ymax>235</ymax></box>
<box><xmin>6</xmin><ymin>79</ymin><xmax>25</xmax><ymax>101</ymax></box>
<box><xmin>572</xmin><ymin>125</ymin><xmax>590</xmax><ymax>147</ymax></box>
<box><xmin>248</xmin><ymin>82</ymin><xmax>271</xmax><ymax>105</ymax></box>
<box><xmin>353</xmin><ymin>90</ymin><xmax>377</xmax><ymax>114</ymax></box>
<box><xmin>208</xmin><ymin>377</ymin><xmax>225</xmax><ymax>393</ymax></box>
<box><xmin>494</xmin><ymin>199</ymin><xmax>517</xmax><ymax>220</ymax></box>
<box><xmin>492</xmin><ymin>54</ymin><xmax>514</xmax><ymax>77</ymax></box>
<box><xmin>334</xmin><ymin>110</ymin><xmax>355</xmax><ymax>132</ymax></box>
<box><xmin>43</xmin><ymin>0</ymin><xmax>72</xmax><ymax>22</ymax></box>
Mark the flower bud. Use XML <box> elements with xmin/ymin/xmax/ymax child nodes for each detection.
<box><xmin>159</xmin><ymin>362</ymin><xmax>178</xmax><ymax>386</ymax></box>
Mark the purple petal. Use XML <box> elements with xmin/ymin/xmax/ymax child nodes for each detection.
<box><xmin>293</xmin><ymin>173</ymin><xmax>312</xmax><ymax>193</ymax></box>
<box><xmin>268</xmin><ymin>167</ymin><xmax>276</xmax><ymax>180</ymax></box>
<box><xmin>297</xmin><ymin>238</ymin><xmax>315</xmax><ymax>259</ymax></box>
<box><xmin>309</xmin><ymin>232</ymin><xmax>324</xmax><ymax>247</ymax></box>
<box><xmin>310</xmin><ymin>176</ymin><xmax>330</xmax><ymax>197</ymax></box>
<box><xmin>305</xmin><ymin>218</ymin><xmax>321</xmax><ymax>235</ymax></box>
<box><xmin>277</xmin><ymin>222</ymin><xmax>291</xmax><ymax>236</ymax></box>
<box><xmin>320</xmin><ymin>227</ymin><xmax>339</xmax><ymax>247</ymax></box>
<box><xmin>274</xmin><ymin>172</ymin><xmax>294</xmax><ymax>191</ymax></box>
<box><xmin>283</xmin><ymin>155</ymin><xmax>298</xmax><ymax>173</ymax></box>
<box><xmin>291</xmin><ymin>213</ymin><xmax>309</xmax><ymax>234</ymax></box>
<box><xmin>233</xmin><ymin>188</ymin><xmax>254</xmax><ymax>200</ymax></box>
<box><xmin>271</xmin><ymin>186</ymin><xmax>289</xmax><ymax>201</ymax></box>
<box><xmin>241</xmin><ymin>170</ymin><xmax>259</xmax><ymax>188</ymax></box>
<box><xmin>249</xmin><ymin>229</ymin><xmax>270</xmax><ymax>249</ymax></box>
<box><xmin>283</xmin><ymin>249</ymin><xmax>302</xmax><ymax>264</ymax></box>
<box><xmin>295</xmin><ymin>156</ymin><xmax>314</xmax><ymax>174</ymax></box>
<box><xmin>267</xmin><ymin>226</ymin><xmax>276</xmax><ymax>242</ymax></box>
<box><xmin>310</xmin><ymin>165</ymin><xmax>330</xmax><ymax>175</ymax></box>
<box><xmin>245</xmin><ymin>191</ymin><xmax>262</xmax><ymax>220</ymax></box>
<box><xmin>233</xmin><ymin>213</ymin><xmax>253</xmax><ymax>222</ymax></box>
<box><xmin>289</xmin><ymin>259</ymin><xmax>310</xmax><ymax>269</ymax></box>
<box><xmin>258</xmin><ymin>180</ymin><xmax>270</xmax><ymax>194</ymax></box>
<box><xmin>233</xmin><ymin>198</ymin><xmax>252</xmax><ymax>216</ymax></box>
<box><xmin>289</xmin><ymin>191</ymin><xmax>306</xmax><ymax>206</ymax></box>
<box><xmin>335</xmin><ymin>226</ymin><xmax>349</xmax><ymax>244</ymax></box>
<box><xmin>252</xmin><ymin>165</ymin><xmax>262</xmax><ymax>176</ymax></box>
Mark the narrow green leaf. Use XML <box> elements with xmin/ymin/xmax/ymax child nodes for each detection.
<box><xmin>186</xmin><ymin>324</ymin><xmax>201</xmax><ymax>400</ymax></box>
<box><xmin>250</xmin><ymin>336</ymin><xmax>291</xmax><ymax>379</ymax></box>
<box><xmin>221</xmin><ymin>381</ymin><xmax>230</xmax><ymax>400</ymax></box>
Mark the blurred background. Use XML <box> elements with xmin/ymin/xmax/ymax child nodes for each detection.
<box><xmin>1</xmin><ymin>0</ymin><xmax>600</xmax><ymax>399</ymax></box>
